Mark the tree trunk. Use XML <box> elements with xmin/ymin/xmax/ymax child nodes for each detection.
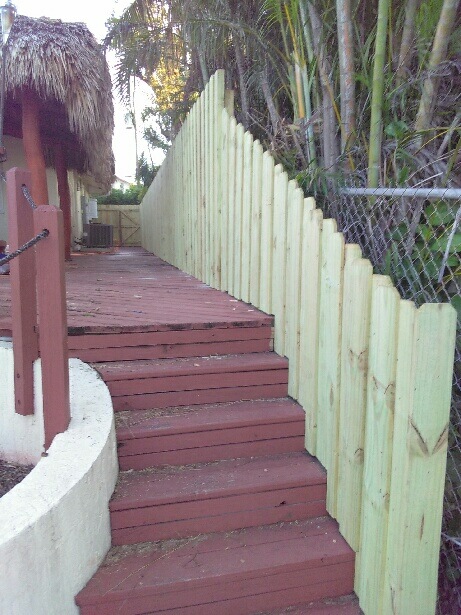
<box><xmin>197</xmin><ymin>45</ymin><xmax>209</xmax><ymax>88</ymax></box>
<box><xmin>54</xmin><ymin>143</ymin><xmax>72</xmax><ymax>261</ymax></box>
<box><xmin>396</xmin><ymin>0</ymin><xmax>421</xmax><ymax>85</ymax></box>
<box><xmin>414</xmin><ymin>0</ymin><xmax>461</xmax><ymax>137</ymax></box>
<box><xmin>260</xmin><ymin>63</ymin><xmax>280</xmax><ymax>135</ymax></box>
<box><xmin>21</xmin><ymin>88</ymin><xmax>49</xmax><ymax>206</ymax></box>
<box><xmin>367</xmin><ymin>0</ymin><xmax>390</xmax><ymax>188</ymax></box>
<box><xmin>336</xmin><ymin>0</ymin><xmax>356</xmax><ymax>153</ymax></box>
<box><xmin>233</xmin><ymin>37</ymin><xmax>250</xmax><ymax>129</ymax></box>
<box><xmin>307</xmin><ymin>3</ymin><xmax>339</xmax><ymax>172</ymax></box>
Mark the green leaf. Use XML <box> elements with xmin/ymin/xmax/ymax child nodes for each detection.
<box><xmin>424</xmin><ymin>202</ymin><xmax>457</xmax><ymax>227</ymax></box>
<box><xmin>428</xmin><ymin>233</ymin><xmax>461</xmax><ymax>253</ymax></box>
<box><xmin>385</xmin><ymin>119</ymin><xmax>408</xmax><ymax>140</ymax></box>
<box><xmin>450</xmin><ymin>295</ymin><xmax>461</xmax><ymax>320</ymax></box>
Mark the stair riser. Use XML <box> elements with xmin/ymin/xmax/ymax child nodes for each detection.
<box><xmin>107</xmin><ymin>369</ymin><xmax>289</xmax><ymax>397</ymax></box>
<box><xmin>118</xmin><ymin>436</ymin><xmax>305</xmax><ymax>470</ymax></box>
<box><xmin>118</xmin><ymin>421</ymin><xmax>304</xmax><ymax>456</ymax></box>
<box><xmin>69</xmin><ymin>325</ymin><xmax>273</xmax><ymax>351</ymax></box>
<box><xmin>112</xmin><ymin>483</ymin><xmax>325</xmax><ymax>528</ymax></box>
<box><xmin>111</xmin><ymin>492</ymin><xmax>326</xmax><ymax>545</ymax></box>
<box><xmin>112</xmin><ymin>384</ymin><xmax>289</xmax><ymax>411</ymax></box>
<box><xmin>77</xmin><ymin>562</ymin><xmax>354</xmax><ymax>615</ymax></box>
<box><xmin>71</xmin><ymin>338</ymin><xmax>271</xmax><ymax>362</ymax></box>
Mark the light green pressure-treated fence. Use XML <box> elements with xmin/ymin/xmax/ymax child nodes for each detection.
<box><xmin>140</xmin><ymin>70</ymin><xmax>457</xmax><ymax>615</ymax></box>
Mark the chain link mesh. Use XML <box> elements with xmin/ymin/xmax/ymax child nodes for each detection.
<box><xmin>324</xmin><ymin>187</ymin><xmax>461</xmax><ymax>614</ymax></box>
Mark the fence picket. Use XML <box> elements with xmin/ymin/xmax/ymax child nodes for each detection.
<box><xmin>271</xmin><ymin>166</ymin><xmax>288</xmax><ymax>356</ymax></box>
<box><xmin>240</xmin><ymin>131</ymin><xmax>254</xmax><ymax>303</ymax></box>
<box><xmin>336</xmin><ymin>249</ymin><xmax>372</xmax><ymax>550</ymax></box>
<box><xmin>357</xmin><ymin>276</ymin><xmax>400</xmax><ymax>610</ymax></box>
<box><xmin>220</xmin><ymin>110</ymin><xmax>229</xmax><ymax>290</ymax></box>
<box><xmin>249</xmin><ymin>140</ymin><xmax>263</xmax><ymax>307</ymax></box>
<box><xmin>199</xmin><ymin>90</ymin><xmax>206</xmax><ymax>280</ymax></box>
<box><xmin>259</xmin><ymin>152</ymin><xmax>275</xmax><ymax>314</ymax></box>
<box><xmin>233</xmin><ymin>123</ymin><xmax>245</xmax><ymax>299</ymax></box>
<box><xmin>382</xmin><ymin>302</ymin><xmax>456</xmax><ymax>615</ymax></box>
<box><xmin>300</xmin><ymin>206</ymin><xmax>323</xmax><ymax>455</ymax></box>
<box><xmin>226</xmin><ymin>116</ymin><xmax>237</xmax><ymax>296</ymax></box>
<box><xmin>316</xmin><ymin>219</ymin><xmax>345</xmax><ymax>517</ymax></box>
<box><xmin>284</xmin><ymin>182</ymin><xmax>304</xmax><ymax>399</ymax></box>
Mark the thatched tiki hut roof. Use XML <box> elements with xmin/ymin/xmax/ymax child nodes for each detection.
<box><xmin>2</xmin><ymin>15</ymin><xmax>115</xmax><ymax>258</ymax></box>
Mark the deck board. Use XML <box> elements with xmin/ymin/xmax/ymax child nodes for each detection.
<box><xmin>0</xmin><ymin>248</ymin><xmax>272</xmax><ymax>336</ymax></box>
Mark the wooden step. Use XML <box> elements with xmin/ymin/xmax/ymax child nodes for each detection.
<box><xmin>116</xmin><ymin>398</ymin><xmax>305</xmax><ymax>470</ymax></box>
<box><xmin>259</xmin><ymin>595</ymin><xmax>361</xmax><ymax>614</ymax></box>
<box><xmin>75</xmin><ymin>518</ymin><xmax>355</xmax><ymax>615</ymax></box>
<box><xmin>69</xmin><ymin>322</ymin><xmax>273</xmax><ymax>362</ymax></box>
<box><xmin>96</xmin><ymin>353</ymin><xmax>289</xmax><ymax>411</ymax></box>
<box><xmin>110</xmin><ymin>452</ymin><xmax>326</xmax><ymax>545</ymax></box>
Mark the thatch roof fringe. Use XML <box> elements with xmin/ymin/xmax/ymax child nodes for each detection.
<box><xmin>4</xmin><ymin>15</ymin><xmax>114</xmax><ymax>193</ymax></box>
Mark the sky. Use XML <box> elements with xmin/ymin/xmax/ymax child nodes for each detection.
<box><xmin>15</xmin><ymin>0</ymin><xmax>160</xmax><ymax>183</ymax></box>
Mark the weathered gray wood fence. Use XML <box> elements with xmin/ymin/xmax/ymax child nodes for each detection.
<box><xmin>95</xmin><ymin>204</ymin><xmax>141</xmax><ymax>246</ymax></box>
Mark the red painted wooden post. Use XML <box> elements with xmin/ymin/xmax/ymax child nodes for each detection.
<box><xmin>6</xmin><ymin>167</ymin><xmax>39</xmax><ymax>415</ymax></box>
<box><xmin>33</xmin><ymin>205</ymin><xmax>70</xmax><ymax>449</ymax></box>
<box><xmin>54</xmin><ymin>143</ymin><xmax>72</xmax><ymax>261</ymax></box>
<box><xmin>22</xmin><ymin>88</ymin><xmax>49</xmax><ymax>206</ymax></box>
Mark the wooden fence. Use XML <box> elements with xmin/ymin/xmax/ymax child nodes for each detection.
<box><xmin>95</xmin><ymin>204</ymin><xmax>141</xmax><ymax>246</ymax></box>
<box><xmin>140</xmin><ymin>71</ymin><xmax>457</xmax><ymax>615</ymax></box>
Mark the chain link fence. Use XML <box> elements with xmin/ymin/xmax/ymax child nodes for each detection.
<box><xmin>323</xmin><ymin>187</ymin><xmax>461</xmax><ymax>614</ymax></box>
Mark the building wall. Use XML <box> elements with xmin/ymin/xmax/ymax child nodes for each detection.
<box><xmin>0</xmin><ymin>136</ymin><xmax>88</xmax><ymax>248</ymax></box>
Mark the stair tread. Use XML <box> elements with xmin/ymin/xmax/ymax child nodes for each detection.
<box><xmin>95</xmin><ymin>352</ymin><xmax>288</xmax><ymax>381</ymax></box>
<box><xmin>116</xmin><ymin>398</ymin><xmax>303</xmax><ymax>440</ymax></box>
<box><xmin>76</xmin><ymin>517</ymin><xmax>354</xmax><ymax>606</ymax></box>
<box><xmin>110</xmin><ymin>452</ymin><xmax>325</xmax><ymax>511</ymax></box>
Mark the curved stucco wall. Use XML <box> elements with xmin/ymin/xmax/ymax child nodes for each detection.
<box><xmin>0</xmin><ymin>340</ymin><xmax>45</xmax><ymax>463</ymax></box>
<box><xmin>0</xmin><ymin>353</ymin><xmax>118</xmax><ymax>615</ymax></box>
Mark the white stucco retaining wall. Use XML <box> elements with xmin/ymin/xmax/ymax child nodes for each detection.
<box><xmin>0</xmin><ymin>340</ymin><xmax>45</xmax><ymax>464</ymax></box>
<box><xmin>0</xmin><ymin>349</ymin><xmax>118</xmax><ymax>615</ymax></box>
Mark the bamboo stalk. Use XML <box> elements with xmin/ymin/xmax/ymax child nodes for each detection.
<box><xmin>367</xmin><ymin>0</ymin><xmax>390</xmax><ymax>188</ymax></box>
<box><xmin>415</xmin><ymin>0</ymin><xmax>461</xmax><ymax>137</ymax></box>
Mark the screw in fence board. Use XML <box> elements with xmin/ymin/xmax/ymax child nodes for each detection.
<box><xmin>382</xmin><ymin>302</ymin><xmax>456</xmax><ymax>615</ymax></box>
<box><xmin>33</xmin><ymin>205</ymin><xmax>70</xmax><ymax>450</ymax></box>
<box><xmin>6</xmin><ymin>167</ymin><xmax>39</xmax><ymax>416</ymax></box>
<box><xmin>336</xmin><ymin>248</ymin><xmax>372</xmax><ymax>552</ymax></box>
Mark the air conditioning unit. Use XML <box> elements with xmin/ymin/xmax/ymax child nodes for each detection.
<box><xmin>83</xmin><ymin>224</ymin><xmax>114</xmax><ymax>248</ymax></box>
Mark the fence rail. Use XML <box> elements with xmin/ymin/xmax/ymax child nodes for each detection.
<box><xmin>140</xmin><ymin>71</ymin><xmax>457</xmax><ymax>614</ymax></box>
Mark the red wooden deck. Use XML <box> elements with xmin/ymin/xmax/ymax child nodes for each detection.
<box><xmin>2</xmin><ymin>247</ymin><xmax>360</xmax><ymax>614</ymax></box>
<box><xmin>0</xmin><ymin>248</ymin><xmax>270</xmax><ymax>337</ymax></box>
